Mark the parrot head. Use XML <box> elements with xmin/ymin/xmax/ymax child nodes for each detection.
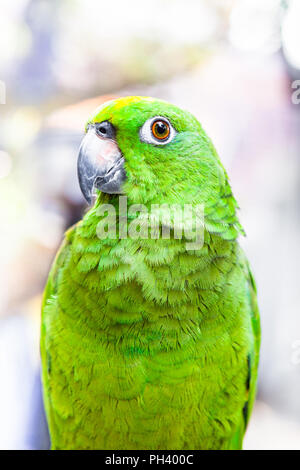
<box><xmin>78</xmin><ymin>96</ymin><xmax>228</xmax><ymax>208</ymax></box>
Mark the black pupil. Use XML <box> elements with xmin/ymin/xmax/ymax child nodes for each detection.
<box><xmin>99</xmin><ymin>126</ymin><xmax>107</xmax><ymax>134</ymax></box>
<box><xmin>156</xmin><ymin>122</ymin><xmax>167</xmax><ymax>135</ymax></box>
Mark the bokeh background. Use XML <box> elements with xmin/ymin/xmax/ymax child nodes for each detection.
<box><xmin>0</xmin><ymin>0</ymin><xmax>300</xmax><ymax>450</ymax></box>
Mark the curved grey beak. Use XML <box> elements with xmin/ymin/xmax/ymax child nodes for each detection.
<box><xmin>77</xmin><ymin>126</ymin><xmax>126</xmax><ymax>204</ymax></box>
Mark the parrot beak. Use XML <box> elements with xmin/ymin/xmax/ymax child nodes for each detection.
<box><xmin>77</xmin><ymin>125</ymin><xmax>126</xmax><ymax>204</ymax></box>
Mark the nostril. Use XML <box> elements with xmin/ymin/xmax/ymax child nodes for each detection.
<box><xmin>95</xmin><ymin>121</ymin><xmax>116</xmax><ymax>139</ymax></box>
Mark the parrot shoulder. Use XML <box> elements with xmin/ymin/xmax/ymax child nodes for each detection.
<box><xmin>230</xmin><ymin>250</ymin><xmax>260</xmax><ymax>449</ymax></box>
<box><xmin>42</xmin><ymin>223</ymin><xmax>77</xmax><ymax>311</ymax></box>
<box><xmin>41</xmin><ymin>223</ymin><xmax>79</xmax><ymax>447</ymax></box>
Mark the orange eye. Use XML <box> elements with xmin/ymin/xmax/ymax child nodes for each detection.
<box><xmin>151</xmin><ymin>120</ymin><xmax>170</xmax><ymax>140</ymax></box>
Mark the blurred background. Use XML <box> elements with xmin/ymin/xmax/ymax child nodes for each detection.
<box><xmin>0</xmin><ymin>0</ymin><xmax>300</xmax><ymax>450</ymax></box>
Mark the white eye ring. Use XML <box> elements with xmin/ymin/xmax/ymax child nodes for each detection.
<box><xmin>139</xmin><ymin>116</ymin><xmax>177</xmax><ymax>146</ymax></box>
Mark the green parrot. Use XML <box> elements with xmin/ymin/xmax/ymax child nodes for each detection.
<box><xmin>41</xmin><ymin>96</ymin><xmax>260</xmax><ymax>450</ymax></box>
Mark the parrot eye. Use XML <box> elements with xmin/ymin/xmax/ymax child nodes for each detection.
<box><xmin>152</xmin><ymin>120</ymin><xmax>170</xmax><ymax>140</ymax></box>
<box><xmin>140</xmin><ymin>116</ymin><xmax>177</xmax><ymax>146</ymax></box>
<box><xmin>94</xmin><ymin>121</ymin><xmax>115</xmax><ymax>139</ymax></box>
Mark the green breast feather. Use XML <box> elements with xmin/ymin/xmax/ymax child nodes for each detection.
<box><xmin>41</xmin><ymin>96</ymin><xmax>260</xmax><ymax>450</ymax></box>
